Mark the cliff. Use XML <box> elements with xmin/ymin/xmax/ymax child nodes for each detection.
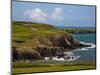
<box><xmin>12</xmin><ymin>21</ymin><xmax>89</xmax><ymax>61</ymax></box>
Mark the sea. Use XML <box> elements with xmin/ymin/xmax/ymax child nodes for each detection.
<box><xmin>34</xmin><ymin>33</ymin><xmax>96</xmax><ymax>64</ymax></box>
<box><xmin>29</xmin><ymin>33</ymin><xmax>96</xmax><ymax>64</ymax></box>
<box><xmin>71</xmin><ymin>33</ymin><xmax>96</xmax><ymax>62</ymax></box>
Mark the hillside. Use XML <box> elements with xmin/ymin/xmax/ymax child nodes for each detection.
<box><xmin>12</xmin><ymin>21</ymin><xmax>89</xmax><ymax>61</ymax></box>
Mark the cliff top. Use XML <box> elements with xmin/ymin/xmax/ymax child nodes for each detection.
<box><xmin>12</xmin><ymin>21</ymin><xmax>69</xmax><ymax>50</ymax></box>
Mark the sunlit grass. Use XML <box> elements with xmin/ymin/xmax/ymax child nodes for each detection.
<box><xmin>12</xmin><ymin>62</ymin><xmax>96</xmax><ymax>74</ymax></box>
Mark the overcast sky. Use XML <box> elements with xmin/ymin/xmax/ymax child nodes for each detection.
<box><xmin>12</xmin><ymin>1</ymin><xmax>96</xmax><ymax>27</ymax></box>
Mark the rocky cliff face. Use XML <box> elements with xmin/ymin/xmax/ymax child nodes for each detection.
<box><xmin>12</xmin><ymin>22</ymin><xmax>90</xmax><ymax>61</ymax></box>
<box><xmin>13</xmin><ymin>34</ymin><xmax>87</xmax><ymax>61</ymax></box>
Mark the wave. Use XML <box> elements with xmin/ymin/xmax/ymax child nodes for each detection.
<box><xmin>45</xmin><ymin>51</ymin><xmax>80</xmax><ymax>61</ymax></box>
<box><xmin>74</xmin><ymin>41</ymin><xmax>96</xmax><ymax>51</ymax></box>
<box><xmin>75</xmin><ymin>48</ymin><xmax>88</xmax><ymax>51</ymax></box>
<box><xmin>80</xmin><ymin>41</ymin><xmax>95</xmax><ymax>48</ymax></box>
<box><xmin>45</xmin><ymin>57</ymin><xmax>65</xmax><ymax>61</ymax></box>
<box><xmin>45</xmin><ymin>41</ymin><xmax>95</xmax><ymax>61</ymax></box>
<box><xmin>45</xmin><ymin>55</ymin><xmax>80</xmax><ymax>61</ymax></box>
<box><xmin>64</xmin><ymin>52</ymin><xmax>74</xmax><ymax>56</ymax></box>
<box><xmin>80</xmin><ymin>41</ymin><xmax>93</xmax><ymax>45</ymax></box>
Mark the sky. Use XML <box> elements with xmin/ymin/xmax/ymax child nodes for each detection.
<box><xmin>12</xmin><ymin>1</ymin><xmax>96</xmax><ymax>27</ymax></box>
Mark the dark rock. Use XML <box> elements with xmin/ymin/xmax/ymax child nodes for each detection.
<box><xmin>12</xmin><ymin>34</ymin><xmax>90</xmax><ymax>61</ymax></box>
<box><xmin>12</xmin><ymin>47</ymin><xmax>41</xmax><ymax>61</ymax></box>
<box><xmin>37</xmin><ymin>46</ymin><xmax>65</xmax><ymax>58</ymax></box>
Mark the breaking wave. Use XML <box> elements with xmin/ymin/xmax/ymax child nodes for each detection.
<box><xmin>45</xmin><ymin>56</ymin><xmax>80</xmax><ymax>61</ymax></box>
<box><xmin>45</xmin><ymin>41</ymin><xmax>95</xmax><ymax>61</ymax></box>
<box><xmin>75</xmin><ymin>41</ymin><xmax>96</xmax><ymax>51</ymax></box>
<box><xmin>45</xmin><ymin>51</ymin><xmax>80</xmax><ymax>61</ymax></box>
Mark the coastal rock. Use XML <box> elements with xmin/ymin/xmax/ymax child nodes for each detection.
<box><xmin>12</xmin><ymin>22</ymin><xmax>91</xmax><ymax>61</ymax></box>
<box><xmin>37</xmin><ymin>46</ymin><xmax>65</xmax><ymax>58</ymax></box>
<box><xmin>12</xmin><ymin>47</ymin><xmax>41</xmax><ymax>61</ymax></box>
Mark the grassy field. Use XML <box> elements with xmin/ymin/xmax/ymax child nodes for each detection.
<box><xmin>12</xmin><ymin>22</ymin><xmax>67</xmax><ymax>42</ymax></box>
<box><xmin>12</xmin><ymin>62</ymin><xmax>96</xmax><ymax>75</ymax></box>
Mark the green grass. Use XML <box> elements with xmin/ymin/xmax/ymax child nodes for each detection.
<box><xmin>12</xmin><ymin>62</ymin><xmax>96</xmax><ymax>74</ymax></box>
<box><xmin>12</xmin><ymin>22</ymin><xmax>67</xmax><ymax>42</ymax></box>
<box><xmin>12</xmin><ymin>21</ymin><xmax>70</xmax><ymax>51</ymax></box>
<box><xmin>12</xmin><ymin>64</ymin><xmax>96</xmax><ymax>74</ymax></box>
<box><xmin>13</xmin><ymin>24</ymin><xmax>31</xmax><ymax>33</ymax></box>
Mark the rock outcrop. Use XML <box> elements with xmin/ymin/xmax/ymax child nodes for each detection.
<box><xmin>13</xmin><ymin>34</ymin><xmax>89</xmax><ymax>61</ymax></box>
<box><xmin>12</xmin><ymin>21</ymin><xmax>90</xmax><ymax>61</ymax></box>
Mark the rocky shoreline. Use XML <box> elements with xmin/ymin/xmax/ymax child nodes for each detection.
<box><xmin>12</xmin><ymin>22</ymin><xmax>92</xmax><ymax>62</ymax></box>
<box><xmin>13</xmin><ymin>34</ymin><xmax>90</xmax><ymax>62</ymax></box>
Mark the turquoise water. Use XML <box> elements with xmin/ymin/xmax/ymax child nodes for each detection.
<box><xmin>73</xmin><ymin>34</ymin><xmax>96</xmax><ymax>43</ymax></box>
<box><xmin>72</xmin><ymin>34</ymin><xmax>96</xmax><ymax>62</ymax></box>
<box><xmin>32</xmin><ymin>34</ymin><xmax>96</xmax><ymax>64</ymax></box>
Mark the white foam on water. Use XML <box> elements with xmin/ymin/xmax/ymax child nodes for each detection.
<box><xmin>45</xmin><ymin>57</ymin><xmax>65</xmax><ymax>61</ymax></box>
<box><xmin>45</xmin><ymin>41</ymin><xmax>95</xmax><ymax>61</ymax></box>
<box><xmin>45</xmin><ymin>57</ymin><xmax>50</xmax><ymax>60</ymax></box>
<box><xmin>87</xmin><ymin>43</ymin><xmax>96</xmax><ymax>48</ymax></box>
<box><xmin>47</xmin><ymin>51</ymin><xmax>80</xmax><ymax>61</ymax></box>
<box><xmin>80</xmin><ymin>41</ymin><xmax>95</xmax><ymax>48</ymax></box>
<box><xmin>51</xmin><ymin>56</ymin><xmax>80</xmax><ymax>61</ymax></box>
<box><xmin>75</xmin><ymin>48</ymin><xmax>88</xmax><ymax>51</ymax></box>
<box><xmin>45</xmin><ymin>54</ymin><xmax>80</xmax><ymax>61</ymax></box>
<box><xmin>58</xmin><ymin>58</ymin><xmax>65</xmax><ymax>61</ymax></box>
<box><xmin>67</xmin><ymin>56</ymin><xmax>80</xmax><ymax>61</ymax></box>
<box><xmin>75</xmin><ymin>41</ymin><xmax>96</xmax><ymax>51</ymax></box>
<box><xmin>52</xmin><ymin>57</ymin><xmax>65</xmax><ymax>61</ymax></box>
<box><xmin>80</xmin><ymin>41</ymin><xmax>93</xmax><ymax>45</ymax></box>
<box><xmin>64</xmin><ymin>52</ymin><xmax>74</xmax><ymax>56</ymax></box>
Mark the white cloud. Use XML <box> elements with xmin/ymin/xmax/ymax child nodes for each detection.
<box><xmin>24</xmin><ymin>8</ymin><xmax>47</xmax><ymax>22</ymax></box>
<box><xmin>50</xmin><ymin>8</ymin><xmax>63</xmax><ymax>21</ymax></box>
<box><xmin>24</xmin><ymin>7</ymin><xmax>63</xmax><ymax>22</ymax></box>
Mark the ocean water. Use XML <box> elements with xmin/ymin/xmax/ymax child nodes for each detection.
<box><xmin>71</xmin><ymin>34</ymin><xmax>96</xmax><ymax>62</ymax></box>
<box><xmin>33</xmin><ymin>34</ymin><xmax>96</xmax><ymax>64</ymax></box>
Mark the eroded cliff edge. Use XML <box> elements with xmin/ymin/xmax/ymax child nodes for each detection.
<box><xmin>12</xmin><ymin>21</ymin><xmax>89</xmax><ymax>61</ymax></box>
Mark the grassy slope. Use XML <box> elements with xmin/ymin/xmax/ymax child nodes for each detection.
<box><xmin>12</xmin><ymin>21</ymin><xmax>67</xmax><ymax>49</ymax></box>
<box><xmin>13</xmin><ymin>66</ymin><xmax>95</xmax><ymax>74</ymax></box>
<box><xmin>12</xmin><ymin>62</ymin><xmax>96</xmax><ymax>74</ymax></box>
<box><xmin>13</xmin><ymin>22</ymin><xmax>66</xmax><ymax>42</ymax></box>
